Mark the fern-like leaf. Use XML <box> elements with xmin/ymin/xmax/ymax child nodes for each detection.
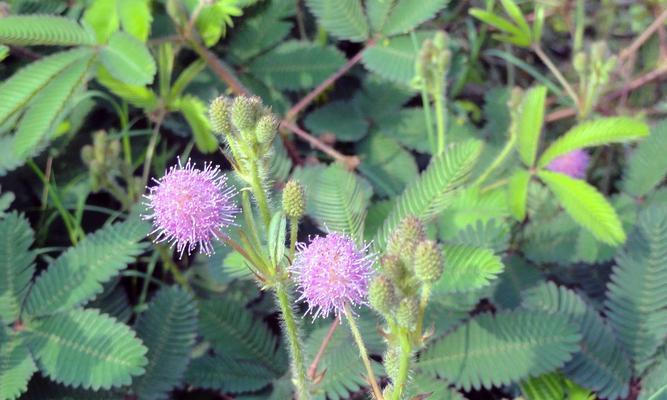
<box><xmin>375</xmin><ymin>139</ymin><xmax>483</xmax><ymax>248</ymax></box>
<box><xmin>379</xmin><ymin>0</ymin><xmax>448</xmax><ymax>36</ymax></box>
<box><xmin>24</xmin><ymin>218</ymin><xmax>150</xmax><ymax>317</ymax></box>
<box><xmin>248</xmin><ymin>41</ymin><xmax>345</xmax><ymax>90</ymax></box>
<box><xmin>605</xmin><ymin>206</ymin><xmax>667</xmax><ymax>373</ymax></box>
<box><xmin>418</xmin><ymin>310</ymin><xmax>581</xmax><ymax>390</ymax></box>
<box><xmin>0</xmin><ymin>49</ymin><xmax>91</xmax><ymax>126</ymax></box>
<box><xmin>132</xmin><ymin>287</ymin><xmax>198</xmax><ymax>400</ymax></box>
<box><xmin>95</xmin><ymin>66</ymin><xmax>158</xmax><ymax>109</ymax></box>
<box><xmin>539</xmin><ymin>170</ymin><xmax>625</xmax><ymax>245</ymax></box>
<box><xmin>538</xmin><ymin>117</ymin><xmax>649</xmax><ymax>167</ymax></box>
<box><xmin>523</xmin><ymin>282</ymin><xmax>631</xmax><ymax>399</ymax></box>
<box><xmin>13</xmin><ymin>52</ymin><xmax>95</xmax><ymax>157</ymax></box>
<box><xmin>432</xmin><ymin>244</ymin><xmax>504</xmax><ymax>293</ymax></box>
<box><xmin>22</xmin><ymin>308</ymin><xmax>147</xmax><ymax>390</ymax></box>
<box><xmin>639</xmin><ymin>352</ymin><xmax>667</xmax><ymax>400</ymax></box>
<box><xmin>0</xmin><ymin>15</ymin><xmax>94</xmax><ymax>46</ymax></box>
<box><xmin>0</xmin><ymin>212</ymin><xmax>35</xmax><ymax>324</ymax></box>
<box><xmin>0</xmin><ymin>329</ymin><xmax>36</xmax><ymax>400</ymax></box>
<box><xmin>305</xmin><ymin>0</ymin><xmax>369</xmax><ymax>42</ymax></box>
<box><xmin>185</xmin><ymin>354</ymin><xmax>274</xmax><ymax>394</ymax></box>
<box><xmin>198</xmin><ymin>299</ymin><xmax>287</xmax><ymax>376</ymax></box>
<box><xmin>306</xmin><ymin>163</ymin><xmax>372</xmax><ymax>242</ymax></box>
<box><xmin>517</xmin><ymin>86</ymin><xmax>547</xmax><ymax>167</ymax></box>
<box><xmin>100</xmin><ymin>32</ymin><xmax>156</xmax><ymax>86</ymax></box>
<box><xmin>361</xmin><ymin>34</ymin><xmax>421</xmax><ymax>85</ymax></box>
<box><xmin>622</xmin><ymin>120</ymin><xmax>667</xmax><ymax>197</ymax></box>
<box><xmin>520</xmin><ymin>373</ymin><xmax>566</xmax><ymax>400</ymax></box>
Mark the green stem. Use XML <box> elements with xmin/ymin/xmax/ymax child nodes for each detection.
<box><xmin>532</xmin><ymin>45</ymin><xmax>580</xmax><ymax>109</ymax></box>
<box><xmin>415</xmin><ymin>284</ymin><xmax>431</xmax><ymax>341</ymax></box>
<box><xmin>157</xmin><ymin>245</ymin><xmax>191</xmax><ymax>291</ymax></box>
<box><xmin>411</xmin><ymin>31</ymin><xmax>436</xmax><ymax>153</ymax></box>
<box><xmin>573</xmin><ymin>0</ymin><xmax>585</xmax><ymax>54</ymax></box>
<box><xmin>344</xmin><ymin>304</ymin><xmax>384</xmax><ymax>400</ymax></box>
<box><xmin>473</xmin><ymin>131</ymin><xmax>517</xmax><ymax>187</ymax></box>
<box><xmin>392</xmin><ymin>331</ymin><xmax>412</xmax><ymax>400</ymax></box>
<box><xmin>289</xmin><ymin>216</ymin><xmax>299</xmax><ymax>261</ymax></box>
<box><xmin>274</xmin><ymin>282</ymin><xmax>310</xmax><ymax>400</ymax></box>
<box><xmin>249</xmin><ymin>161</ymin><xmax>271</xmax><ymax>229</ymax></box>
<box><xmin>433</xmin><ymin>81</ymin><xmax>447</xmax><ymax>155</ymax></box>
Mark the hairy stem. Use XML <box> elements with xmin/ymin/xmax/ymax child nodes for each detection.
<box><xmin>532</xmin><ymin>44</ymin><xmax>580</xmax><ymax>109</ymax></box>
<box><xmin>392</xmin><ymin>331</ymin><xmax>412</xmax><ymax>400</ymax></box>
<box><xmin>249</xmin><ymin>161</ymin><xmax>271</xmax><ymax>229</ymax></box>
<box><xmin>308</xmin><ymin>318</ymin><xmax>339</xmax><ymax>380</ymax></box>
<box><xmin>141</xmin><ymin>108</ymin><xmax>166</xmax><ymax>189</ymax></box>
<box><xmin>289</xmin><ymin>216</ymin><xmax>299</xmax><ymax>261</ymax></box>
<box><xmin>433</xmin><ymin>82</ymin><xmax>447</xmax><ymax>154</ymax></box>
<box><xmin>344</xmin><ymin>304</ymin><xmax>384</xmax><ymax>400</ymax></box>
<box><xmin>275</xmin><ymin>283</ymin><xmax>310</xmax><ymax>400</ymax></box>
<box><xmin>415</xmin><ymin>284</ymin><xmax>431</xmax><ymax>342</ymax></box>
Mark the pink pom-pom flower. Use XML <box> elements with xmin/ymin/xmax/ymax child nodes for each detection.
<box><xmin>546</xmin><ymin>149</ymin><xmax>590</xmax><ymax>179</ymax></box>
<box><xmin>291</xmin><ymin>232</ymin><xmax>375</xmax><ymax>319</ymax></box>
<box><xmin>143</xmin><ymin>158</ymin><xmax>238</xmax><ymax>257</ymax></box>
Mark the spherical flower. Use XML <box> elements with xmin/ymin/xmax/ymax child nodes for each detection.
<box><xmin>143</xmin><ymin>158</ymin><xmax>238</xmax><ymax>257</ymax></box>
<box><xmin>291</xmin><ymin>233</ymin><xmax>375</xmax><ymax>319</ymax></box>
<box><xmin>546</xmin><ymin>149</ymin><xmax>590</xmax><ymax>179</ymax></box>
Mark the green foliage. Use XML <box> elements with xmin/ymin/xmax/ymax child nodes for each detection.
<box><xmin>228</xmin><ymin>1</ymin><xmax>293</xmax><ymax>62</ymax></box>
<box><xmin>176</xmin><ymin>95</ymin><xmax>218</xmax><ymax>153</ymax></box>
<box><xmin>639</xmin><ymin>353</ymin><xmax>667</xmax><ymax>400</ymax></box>
<box><xmin>451</xmin><ymin>219</ymin><xmax>510</xmax><ymax>253</ymax></box>
<box><xmin>25</xmin><ymin>218</ymin><xmax>150</xmax><ymax>317</ymax></box>
<box><xmin>248</xmin><ymin>41</ymin><xmax>345</xmax><ymax>90</ymax></box>
<box><xmin>605</xmin><ymin>206</ymin><xmax>667</xmax><ymax>372</ymax></box>
<box><xmin>83</xmin><ymin>0</ymin><xmax>152</xmax><ymax>42</ymax></box>
<box><xmin>304</xmin><ymin>101</ymin><xmax>369</xmax><ymax>142</ymax></box>
<box><xmin>13</xmin><ymin>53</ymin><xmax>94</xmax><ymax>157</ymax></box>
<box><xmin>470</xmin><ymin>0</ymin><xmax>533</xmax><ymax>47</ymax></box>
<box><xmin>185</xmin><ymin>354</ymin><xmax>274</xmax><ymax>394</ymax></box>
<box><xmin>539</xmin><ymin>170</ymin><xmax>626</xmax><ymax>245</ymax></box>
<box><xmin>197</xmin><ymin>299</ymin><xmax>287</xmax><ymax>377</ymax></box>
<box><xmin>491</xmin><ymin>255</ymin><xmax>543</xmax><ymax>310</ymax></box>
<box><xmin>517</xmin><ymin>86</ymin><xmax>547</xmax><ymax>167</ymax></box>
<box><xmin>370</xmin><ymin>0</ymin><xmax>448</xmax><ymax>36</ymax></box>
<box><xmin>623</xmin><ymin>120</ymin><xmax>667</xmax><ymax>197</ymax></box>
<box><xmin>374</xmin><ymin>140</ymin><xmax>483</xmax><ymax>248</ymax></box>
<box><xmin>356</xmin><ymin>133</ymin><xmax>418</xmax><ymax>197</ymax></box>
<box><xmin>132</xmin><ymin>287</ymin><xmax>198</xmax><ymax>400</ymax></box>
<box><xmin>0</xmin><ymin>213</ymin><xmax>35</xmax><ymax>324</ymax></box>
<box><xmin>522</xmin><ymin>282</ymin><xmax>631</xmax><ymax>399</ymax></box>
<box><xmin>298</xmin><ymin>163</ymin><xmax>372</xmax><ymax>242</ymax></box>
<box><xmin>100</xmin><ymin>32</ymin><xmax>156</xmax><ymax>86</ymax></box>
<box><xmin>96</xmin><ymin>66</ymin><xmax>157</xmax><ymax>109</ymax></box>
<box><xmin>508</xmin><ymin>169</ymin><xmax>530</xmax><ymax>221</ymax></box>
<box><xmin>520</xmin><ymin>373</ymin><xmax>566</xmax><ymax>400</ymax></box>
<box><xmin>0</xmin><ymin>329</ymin><xmax>37</xmax><ymax>400</ymax></box>
<box><xmin>418</xmin><ymin>310</ymin><xmax>581</xmax><ymax>390</ymax></box>
<box><xmin>362</xmin><ymin>34</ymin><xmax>423</xmax><ymax>85</ymax></box>
<box><xmin>432</xmin><ymin>244</ymin><xmax>504</xmax><ymax>293</ymax></box>
<box><xmin>23</xmin><ymin>308</ymin><xmax>147</xmax><ymax>390</ymax></box>
<box><xmin>538</xmin><ymin>117</ymin><xmax>649</xmax><ymax>167</ymax></box>
<box><xmin>306</xmin><ymin>0</ymin><xmax>369</xmax><ymax>42</ymax></box>
<box><xmin>0</xmin><ymin>15</ymin><xmax>94</xmax><ymax>46</ymax></box>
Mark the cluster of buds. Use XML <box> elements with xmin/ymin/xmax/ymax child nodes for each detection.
<box><xmin>413</xmin><ymin>31</ymin><xmax>451</xmax><ymax>92</ymax></box>
<box><xmin>208</xmin><ymin>95</ymin><xmax>280</xmax><ymax>184</ymax></box>
<box><xmin>573</xmin><ymin>42</ymin><xmax>616</xmax><ymax>119</ymax></box>
<box><xmin>367</xmin><ymin>216</ymin><xmax>444</xmax><ymax>396</ymax></box>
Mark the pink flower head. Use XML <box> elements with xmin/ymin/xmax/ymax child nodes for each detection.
<box><xmin>546</xmin><ymin>149</ymin><xmax>590</xmax><ymax>179</ymax></box>
<box><xmin>291</xmin><ymin>232</ymin><xmax>375</xmax><ymax>319</ymax></box>
<box><xmin>143</xmin><ymin>158</ymin><xmax>237</xmax><ymax>257</ymax></box>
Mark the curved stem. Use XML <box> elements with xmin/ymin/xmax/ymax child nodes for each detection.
<box><xmin>415</xmin><ymin>284</ymin><xmax>431</xmax><ymax>341</ymax></box>
<box><xmin>392</xmin><ymin>331</ymin><xmax>412</xmax><ymax>400</ymax></box>
<box><xmin>307</xmin><ymin>317</ymin><xmax>339</xmax><ymax>380</ymax></box>
<box><xmin>344</xmin><ymin>304</ymin><xmax>384</xmax><ymax>400</ymax></box>
<box><xmin>275</xmin><ymin>283</ymin><xmax>310</xmax><ymax>400</ymax></box>
<box><xmin>473</xmin><ymin>132</ymin><xmax>517</xmax><ymax>187</ymax></box>
<box><xmin>249</xmin><ymin>161</ymin><xmax>271</xmax><ymax>229</ymax></box>
<box><xmin>532</xmin><ymin>45</ymin><xmax>580</xmax><ymax>109</ymax></box>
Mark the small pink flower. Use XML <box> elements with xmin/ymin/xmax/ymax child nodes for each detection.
<box><xmin>291</xmin><ymin>233</ymin><xmax>375</xmax><ymax>319</ymax></box>
<box><xmin>546</xmin><ymin>149</ymin><xmax>590</xmax><ymax>179</ymax></box>
<box><xmin>143</xmin><ymin>158</ymin><xmax>237</xmax><ymax>257</ymax></box>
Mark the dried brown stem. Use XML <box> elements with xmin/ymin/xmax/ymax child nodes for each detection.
<box><xmin>281</xmin><ymin>120</ymin><xmax>360</xmax><ymax>169</ymax></box>
<box><xmin>308</xmin><ymin>317</ymin><xmax>340</xmax><ymax>380</ymax></box>
<box><xmin>619</xmin><ymin>8</ymin><xmax>667</xmax><ymax>64</ymax></box>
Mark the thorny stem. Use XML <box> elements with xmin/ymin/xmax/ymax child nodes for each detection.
<box><xmin>532</xmin><ymin>44</ymin><xmax>580</xmax><ymax>110</ymax></box>
<box><xmin>344</xmin><ymin>304</ymin><xmax>384</xmax><ymax>400</ymax></box>
<box><xmin>307</xmin><ymin>318</ymin><xmax>340</xmax><ymax>380</ymax></box>
<box><xmin>249</xmin><ymin>161</ymin><xmax>271</xmax><ymax>229</ymax></box>
<box><xmin>275</xmin><ymin>282</ymin><xmax>310</xmax><ymax>400</ymax></box>
<box><xmin>393</xmin><ymin>330</ymin><xmax>412</xmax><ymax>400</ymax></box>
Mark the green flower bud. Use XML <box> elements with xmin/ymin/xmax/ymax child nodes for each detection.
<box><xmin>387</xmin><ymin>216</ymin><xmax>426</xmax><ymax>258</ymax></box>
<box><xmin>368</xmin><ymin>275</ymin><xmax>396</xmax><ymax>315</ymax></box>
<box><xmin>573</xmin><ymin>52</ymin><xmax>587</xmax><ymax>75</ymax></box>
<box><xmin>209</xmin><ymin>96</ymin><xmax>232</xmax><ymax>135</ymax></box>
<box><xmin>396</xmin><ymin>297</ymin><xmax>419</xmax><ymax>330</ymax></box>
<box><xmin>382</xmin><ymin>384</ymin><xmax>395</xmax><ymax>399</ymax></box>
<box><xmin>381</xmin><ymin>255</ymin><xmax>406</xmax><ymax>282</ymax></box>
<box><xmin>383</xmin><ymin>347</ymin><xmax>401</xmax><ymax>379</ymax></box>
<box><xmin>414</xmin><ymin>240</ymin><xmax>443</xmax><ymax>284</ymax></box>
<box><xmin>433</xmin><ymin>31</ymin><xmax>447</xmax><ymax>50</ymax></box>
<box><xmin>231</xmin><ymin>95</ymin><xmax>261</xmax><ymax>132</ymax></box>
<box><xmin>81</xmin><ymin>145</ymin><xmax>93</xmax><ymax>165</ymax></box>
<box><xmin>255</xmin><ymin>114</ymin><xmax>279</xmax><ymax>144</ymax></box>
<box><xmin>282</xmin><ymin>180</ymin><xmax>306</xmax><ymax>219</ymax></box>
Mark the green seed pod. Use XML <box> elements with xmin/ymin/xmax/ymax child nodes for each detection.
<box><xmin>387</xmin><ymin>216</ymin><xmax>426</xmax><ymax>258</ymax></box>
<box><xmin>255</xmin><ymin>114</ymin><xmax>279</xmax><ymax>144</ymax></box>
<box><xmin>381</xmin><ymin>255</ymin><xmax>405</xmax><ymax>282</ymax></box>
<box><xmin>414</xmin><ymin>240</ymin><xmax>443</xmax><ymax>284</ymax></box>
<box><xmin>231</xmin><ymin>95</ymin><xmax>261</xmax><ymax>132</ymax></box>
<box><xmin>383</xmin><ymin>347</ymin><xmax>401</xmax><ymax>379</ymax></box>
<box><xmin>368</xmin><ymin>275</ymin><xmax>396</xmax><ymax>315</ymax></box>
<box><xmin>282</xmin><ymin>180</ymin><xmax>306</xmax><ymax>219</ymax></box>
<box><xmin>209</xmin><ymin>96</ymin><xmax>232</xmax><ymax>135</ymax></box>
<box><xmin>396</xmin><ymin>297</ymin><xmax>419</xmax><ymax>330</ymax></box>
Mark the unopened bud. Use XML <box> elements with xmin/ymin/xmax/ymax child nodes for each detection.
<box><xmin>231</xmin><ymin>95</ymin><xmax>261</xmax><ymax>132</ymax></box>
<box><xmin>414</xmin><ymin>240</ymin><xmax>443</xmax><ymax>284</ymax></box>
<box><xmin>209</xmin><ymin>96</ymin><xmax>232</xmax><ymax>135</ymax></box>
<box><xmin>256</xmin><ymin>114</ymin><xmax>279</xmax><ymax>144</ymax></box>
<box><xmin>282</xmin><ymin>180</ymin><xmax>305</xmax><ymax>219</ymax></box>
<box><xmin>387</xmin><ymin>216</ymin><xmax>426</xmax><ymax>258</ymax></box>
<box><xmin>368</xmin><ymin>275</ymin><xmax>396</xmax><ymax>315</ymax></box>
<box><xmin>381</xmin><ymin>255</ymin><xmax>405</xmax><ymax>281</ymax></box>
<box><xmin>396</xmin><ymin>297</ymin><xmax>419</xmax><ymax>330</ymax></box>
<box><xmin>383</xmin><ymin>347</ymin><xmax>400</xmax><ymax>379</ymax></box>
